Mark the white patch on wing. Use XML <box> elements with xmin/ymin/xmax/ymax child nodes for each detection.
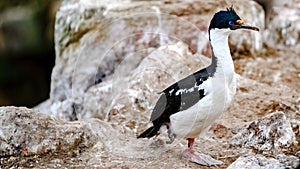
<box><xmin>174</xmin><ymin>79</ymin><xmax>213</xmax><ymax>96</ymax></box>
<box><xmin>175</xmin><ymin>89</ymin><xmax>183</xmax><ymax>95</ymax></box>
<box><xmin>169</xmin><ymin>89</ymin><xmax>174</xmax><ymax>95</ymax></box>
<box><xmin>175</xmin><ymin>87</ymin><xmax>197</xmax><ymax>95</ymax></box>
<box><xmin>196</xmin><ymin>78</ymin><xmax>212</xmax><ymax>95</ymax></box>
<box><xmin>187</xmin><ymin>87</ymin><xmax>194</xmax><ymax>93</ymax></box>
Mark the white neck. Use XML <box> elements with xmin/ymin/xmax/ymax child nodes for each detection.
<box><xmin>209</xmin><ymin>28</ymin><xmax>235</xmax><ymax>82</ymax></box>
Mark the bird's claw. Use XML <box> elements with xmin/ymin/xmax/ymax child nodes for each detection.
<box><xmin>166</xmin><ymin>129</ymin><xmax>176</xmax><ymax>144</ymax></box>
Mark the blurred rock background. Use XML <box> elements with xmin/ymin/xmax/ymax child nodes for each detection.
<box><xmin>0</xmin><ymin>0</ymin><xmax>59</xmax><ymax>107</ymax></box>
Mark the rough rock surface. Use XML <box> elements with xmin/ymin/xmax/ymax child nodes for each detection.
<box><xmin>227</xmin><ymin>154</ymin><xmax>300</xmax><ymax>169</ymax></box>
<box><xmin>50</xmin><ymin>0</ymin><xmax>264</xmax><ymax>120</ymax></box>
<box><xmin>230</xmin><ymin>112</ymin><xmax>297</xmax><ymax>155</ymax></box>
<box><xmin>264</xmin><ymin>4</ymin><xmax>300</xmax><ymax>49</ymax></box>
<box><xmin>0</xmin><ymin>107</ymin><xmax>101</xmax><ymax>158</ymax></box>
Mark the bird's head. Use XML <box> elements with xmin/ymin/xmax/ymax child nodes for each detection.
<box><xmin>209</xmin><ymin>6</ymin><xmax>259</xmax><ymax>34</ymax></box>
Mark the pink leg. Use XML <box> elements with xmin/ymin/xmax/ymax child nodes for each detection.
<box><xmin>188</xmin><ymin>138</ymin><xmax>194</xmax><ymax>148</ymax></box>
<box><xmin>182</xmin><ymin>138</ymin><xmax>223</xmax><ymax>166</ymax></box>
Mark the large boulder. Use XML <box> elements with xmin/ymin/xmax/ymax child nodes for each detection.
<box><xmin>264</xmin><ymin>4</ymin><xmax>300</xmax><ymax>49</ymax></box>
<box><xmin>50</xmin><ymin>0</ymin><xmax>264</xmax><ymax>120</ymax></box>
<box><xmin>0</xmin><ymin>107</ymin><xmax>101</xmax><ymax>157</ymax></box>
<box><xmin>230</xmin><ymin>112</ymin><xmax>297</xmax><ymax>155</ymax></box>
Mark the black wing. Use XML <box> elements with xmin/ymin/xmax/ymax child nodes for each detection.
<box><xmin>150</xmin><ymin>68</ymin><xmax>212</xmax><ymax>125</ymax></box>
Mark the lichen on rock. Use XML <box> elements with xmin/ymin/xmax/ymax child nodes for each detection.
<box><xmin>230</xmin><ymin>111</ymin><xmax>297</xmax><ymax>155</ymax></box>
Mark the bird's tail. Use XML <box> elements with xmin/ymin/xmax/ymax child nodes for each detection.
<box><xmin>137</xmin><ymin>125</ymin><xmax>160</xmax><ymax>138</ymax></box>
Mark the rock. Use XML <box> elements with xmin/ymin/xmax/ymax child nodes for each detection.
<box><xmin>230</xmin><ymin>111</ymin><xmax>297</xmax><ymax>155</ymax></box>
<box><xmin>276</xmin><ymin>154</ymin><xmax>300</xmax><ymax>169</ymax></box>
<box><xmin>264</xmin><ymin>5</ymin><xmax>300</xmax><ymax>49</ymax></box>
<box><xmin>220</xmin><ymin>67</ymin><xmax>300</xmax><ymax>129</ymax></box>
<box><xmin>80</xmin><ymin>81</ymin><xmax>113</xmax><ymax>120</ymax></box>
<box><xmin>50</xmin><ymin>0</ymin><xmax>264</xmax><ymax>120</ymax></box>
<box><xmin>227</xmin><ymin>155</ymin><xmax>281</xmax><ymax>169</ymax></box>
<box><xmin>227</xmin><ymin>154</ymin><xmax>299</xmax><ymax>169</ymax></box>
<box><xmin>235</xmin><ymin>48</ymin><xmax>300</xmax><ymax>91</ymax></box>
<box><xmin>0</xmin><ymin>106</ymin><xmax>101</xmax><ymax>157</ymax></box>
<box><xmin>254</xmin><ymin>0</ymin><xmax>292</xmax><ymax>16</ymax></box>
<box><xmin>33</xmin><ymin>99</ymin><xmax>52</xmax><ymax>115</ymax></box>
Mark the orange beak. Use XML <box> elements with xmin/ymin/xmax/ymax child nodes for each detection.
<box><xmin>230</xmin><ymin>19</ymin><xmax>259</xmax><ymax>31</ymax></box>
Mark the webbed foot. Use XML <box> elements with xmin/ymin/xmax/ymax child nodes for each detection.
<box><xmin>182</xmin><ymin>149</ymin><xmax>223</xmax><ymax>166</ymax></box>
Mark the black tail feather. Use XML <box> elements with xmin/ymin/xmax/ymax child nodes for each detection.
<box><xmin>137</xmin><ymin>125</ymin><xmax>160</xmax><ymax>138</ymax></box>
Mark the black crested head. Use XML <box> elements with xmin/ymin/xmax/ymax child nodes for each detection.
<box><xmin>209</xmin><ymin>6</ymin><xmax>240</xmax><ymax>30</ymax></box>
<box><xmin>208</xmin><ymin>6</ymin><xmax>259</xmax><ymax>32</ymax></box>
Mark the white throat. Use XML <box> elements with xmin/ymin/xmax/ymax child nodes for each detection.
<box><xmin>209</xmin><ymin>28</ymin><xmax>235</xmax><ymax>82</ymax></box>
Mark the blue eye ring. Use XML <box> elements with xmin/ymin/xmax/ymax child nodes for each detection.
<box><xmin>229</xmin><ymin>21</ymin><xmax>235</xmax><ymax>26</ymax></box>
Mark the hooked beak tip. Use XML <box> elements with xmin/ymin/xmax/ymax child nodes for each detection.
<box><xmin>231</xmin><ymin>24</ymin><xmax>260</xmax><ymax>32</ymax></box>
<box><xmin>248</xmin><ymin>26</ymin><xmax>260</xmax><ymax>32</ymax></box>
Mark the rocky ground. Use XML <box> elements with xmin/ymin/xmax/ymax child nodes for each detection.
<box><xmin>1</xmin><ymin>0</ymin><xmax>300</xmax><ymax>168</ymax></box>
